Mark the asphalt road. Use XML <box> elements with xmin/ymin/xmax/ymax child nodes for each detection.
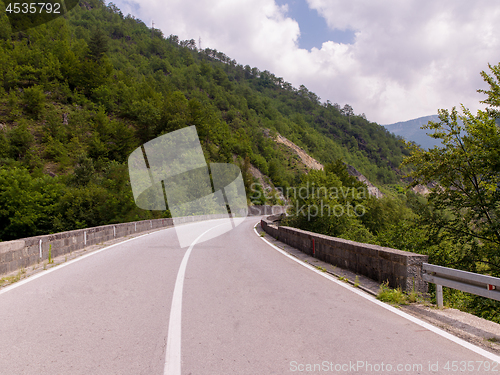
<box><xmin>0</xmin><ymin>217</ymin><xmax>499</xmax><ymax>374</ymax></box>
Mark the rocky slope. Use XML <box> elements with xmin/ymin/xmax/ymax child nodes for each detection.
<box><xmin>271</xmin><ymin>132</ymin><xmax>384</xmax><ymax>198</ymax></box>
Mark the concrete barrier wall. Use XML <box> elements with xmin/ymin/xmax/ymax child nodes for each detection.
<box><xmin>0</xmin><ymin>205</ymin><xmax>285</xmax><ymax>277</ymax></box>
<box><xmin>261</xmin><ymin>217</ymin><xmax>428</xmax><ymax>293</ymax></box>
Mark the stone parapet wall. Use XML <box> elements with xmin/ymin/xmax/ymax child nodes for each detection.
<box><xmin>0</xmin><ymin>217</ymin><xmax>185</xmax><ymax>276</ymax></box>
<box><xmin>261</xmin><ymin>217</ymin><xmax>428</xmax><ymax>293</ymax></box>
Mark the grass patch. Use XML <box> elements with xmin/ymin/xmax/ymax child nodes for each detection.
<box><xmin>377</xmin><ymin>281</ymin><xmax>415</xmax><ymax>306</ymax></box>
<box><xmin>407</xmin><ymin>289</ymin><xmax>420</xmax><ymax>303</ymax></box>
<box><xmin>354</xmin><ymin>275</ymin><xmax>360</xmax><ymax>288</ymax></box>
<box><xmin>0</xmin><ymin>268</ymin><xmax>26</xmax><ymax>287</ymax></box>
<box><xmin>48</xmin><ymin>244</ymin><xmax>54</xmax><ymax>264</ymax></box>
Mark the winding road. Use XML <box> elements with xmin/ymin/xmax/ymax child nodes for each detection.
<box><xmin>1</xmin><ymin>217</ymin><xmax>499</xmax><ymax>374</ymax></box>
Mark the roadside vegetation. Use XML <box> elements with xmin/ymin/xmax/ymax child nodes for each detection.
<box><xmin>0</xmin><ymin>267</ymin><xmax>26</xmax><ymax>287</ymax></box>
<box><xmin>285</xmin><ymin>63</ymin><xmax>500</xmax><ymax>323</ymax></box>
<box><xmin>376</xmin><ymin>281</ymin><xmax>422</xmax><ymax>306</ymax></box>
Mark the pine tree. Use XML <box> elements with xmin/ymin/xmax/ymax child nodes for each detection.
<box><xmin>87</xmin><ymin>28</ymin><xmax>108</xmax><ymax>61</ymax></box>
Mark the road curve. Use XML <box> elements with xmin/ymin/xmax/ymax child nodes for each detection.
<box><xmin>0</xmin><ymin>217</ymin><xmax>498</xmax><ymax>374</ymax></box>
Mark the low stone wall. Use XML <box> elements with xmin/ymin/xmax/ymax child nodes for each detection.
<box><xmin>0</xmin><ymin>216</ymin><xmax>213</xmax><ymax>276</ymax></box>
<box><xmin>261</xmin><ymin>217</ymin><xmax>428</xmax><ymax>293</ymax></box>
<box><xmin>0</xmin><ymin>206</ymin><xmax>283</xmax><ymax>277</ymax></box>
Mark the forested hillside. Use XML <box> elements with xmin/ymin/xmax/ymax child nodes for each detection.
<box><xmin>0</xmin><ymin>0</ymin><xmax>408</xmax><ymax>240</ymax></box>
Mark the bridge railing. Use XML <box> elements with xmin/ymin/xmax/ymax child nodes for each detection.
<box><xmin>422</xmin><ymin>263</ymin><xmax>500</xmax><ymax>308</ymax></box>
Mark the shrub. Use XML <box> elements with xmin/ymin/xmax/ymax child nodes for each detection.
<box><xmin>22</xmin><ymin>85</ymin><xmax>45</xmax><ymax>119</ymax></box>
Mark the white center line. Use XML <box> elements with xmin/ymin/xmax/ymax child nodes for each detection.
<box><xmin>163</xmin><ymin>223</ymin><xmax>226</xmax><ymax>375</ymax></box>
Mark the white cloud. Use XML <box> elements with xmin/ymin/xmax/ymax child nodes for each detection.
<box><xmin>114</xmin><ymin>0</ymin><xmax>500</xmax><ymax>124</ymax></box>
<box><xmin>306</xmin><ymin>0</ymin><xmax>500</xmax><ymax>122</ymax></box>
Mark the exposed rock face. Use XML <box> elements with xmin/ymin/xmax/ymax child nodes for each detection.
<box><xmin>411</xmin><ymin>184</ymin><xmax>431</xmax><ymax>195</ymax></box>
<box><xmin>345</xmin><ymin>165</ymin><xmax>384</xmax><ymax>198</ymax></box>
<box><xmin>270</xmin><ymin>131</ymin><xmax>384</xmax><ymax>198</ymax></box>
<box><xmin>248</xmin><ymin>163</ymin><xmax>286</xmax><ymax>202</ymax></box>
<box><xmin>275</xmin><ymin>134</ymin><xmax>324</xmax><ymax>170</ymax></box>
<box><xmin>62</xmin><ymin>113</ymin><xmax>69</xmax><ymax>125</ymax></box>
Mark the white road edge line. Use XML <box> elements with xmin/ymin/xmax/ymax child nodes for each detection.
<box><xmin>163</xmin><ymin>222</ymin><xmax>227</xmax><ymax>375</ymax></box>
<box><xmin>254</xmin><ymin>224</ymin><xmax>500</xmax><ymax>364</ymax></box>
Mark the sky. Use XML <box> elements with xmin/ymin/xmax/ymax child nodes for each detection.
<box><xmin>113</xmin><ymin>0</ymin><xmax>500</xmax><ymax>124</ymax></box>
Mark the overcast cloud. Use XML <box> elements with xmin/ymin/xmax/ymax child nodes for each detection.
<box><xmin>114</xmin><ymin>0</ymin><xmax>500</xmax><ymax>124</ymax></box>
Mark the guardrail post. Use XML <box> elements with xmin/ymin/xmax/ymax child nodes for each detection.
<box><xmin>436</xmin><ymin>284</ymin><xmax>443</xmax><ymax>308</ymax></box>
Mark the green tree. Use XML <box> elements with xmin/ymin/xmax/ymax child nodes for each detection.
<box><xmin>0</xmin><ymin>129</ymin><xmax>9</xmax><ymax>158</ymax></box>
<box><xmin>0</xmin><ymin>167</ymin><xmax>64</xmax><ymax>240</ymax></box>
<box><xmin>71</xmin><ymin>155</ymin><xmax>95</xmax><ymax>187</ymax></box>
<box><xmin>478</xmin><ymin>62</ymin><xmax>500</xmax><ymax>118</ymax></box>
<box><xmin>324</xmin><ymin>159</ymin><xmax>364</xmax><ymax>189</ymax></box>
<box><xmin>283</xmin><ymin>169</ymin><xmax>374</xmax><ymax>243</ymax></box>
<box><xmin>78</xmin><ymin>57</ymin><xmax>113</xmax><ymax>96</ymax></box>
<box><xmin>87</xmin><ymin>28</ymin><xmax>108</xmax><ymax>62</ymax></box>
<box><xmin>8</xmin><ymin>121</ymin><xmax>34</xmax><ymax>160</ymax></box>
<box><xmin>22</xmin><ymin>85</ymin><xmax>45</xmax><ymax>119</ymax></box>
<box><xmin>403</xmin><ymin>66</ymin><xmax>500</xmax><ymax>274</ymax></box>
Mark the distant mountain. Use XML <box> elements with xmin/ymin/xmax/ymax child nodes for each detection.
<box><xmin>383</xmin><ymin>115</ymin><xmax>442</xmax><ymax>149</ymax></box>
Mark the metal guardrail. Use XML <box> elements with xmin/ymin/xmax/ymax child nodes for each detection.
<box><xmin>422</xmin><ymin>263</ymin><xmax>500</xmax><ymax>308</ymax></box>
